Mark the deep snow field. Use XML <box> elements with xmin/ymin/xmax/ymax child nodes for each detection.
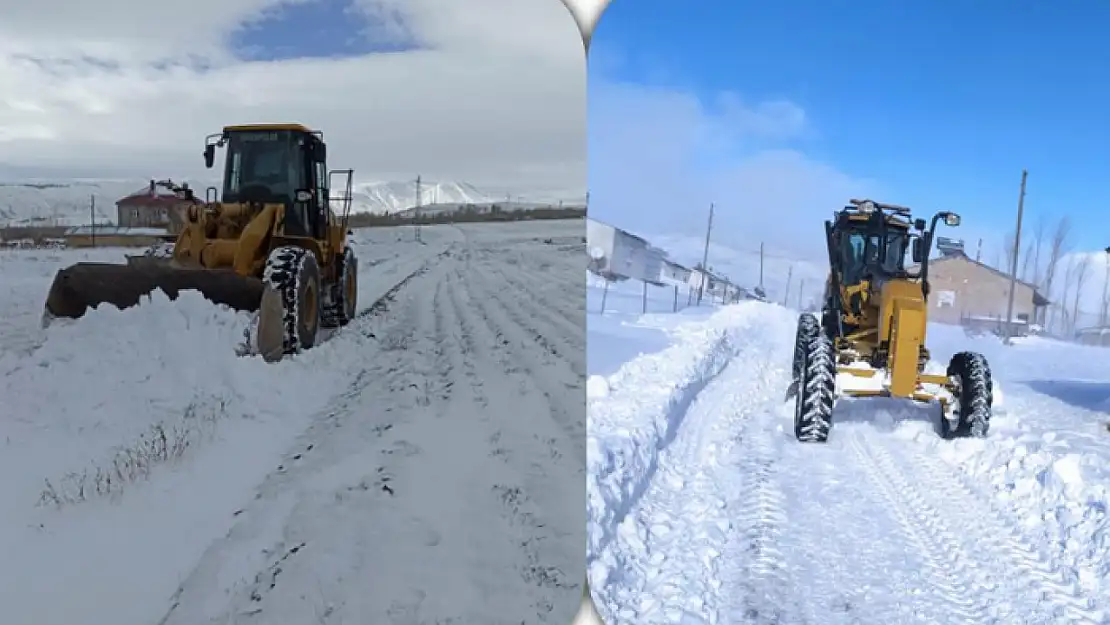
<box><xmin>0</xmin><ymin>219</ymin><xmax>586</xmax><ymax>625</ymax></box>
<box><xmin>587</xmin><ymin>276</ymin><xmax>1110</xmax><ymax>625</ymax></box>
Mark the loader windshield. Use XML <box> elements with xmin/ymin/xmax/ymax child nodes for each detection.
<box><xmin>222</xmin><ymin>130</ymin><xmax>305</xmax><ymax>204</ymax></box>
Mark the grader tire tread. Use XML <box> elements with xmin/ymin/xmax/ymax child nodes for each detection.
<box><xmin>263</xmin><ymin>246</ymin><xmax>321</xmax><ymax>355</ymax></box>
<box><xmin>795</xmin><ymin>331</ymin><xmax>836</xmax><ymax>443</ymax></box>
<box><xmin>944</xmin><ymin>351</ymin><xmax>993</xmax><ymax>439</ymax></box>
<box><xmin>793</xmin><ymin>312</ymin><xmax>821</xmax><ymax>381</ymax></box>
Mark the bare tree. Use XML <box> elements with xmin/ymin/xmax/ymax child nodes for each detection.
<box><xmin>1073</xmin><ymin>254</ymin><xmax>1092</xmax><ymax>333</ymax></box>
<box><xmin>1030</xmin><ymin>216</ymin><xmax>1046</xmax><ymax>287</ymax></box>
<box><xmin>1043</xmin><ymin>216</ymin><xmax>1072</xmax><ymax>331</ymax></box>
<box><xmin>1002</xmin><ymin>231</ymin><xmax>1016</xmax><ymax>274</ymax></box>
<box><xmin>1021</xmin><ymin>240</ymin><xmax>1035</xmax><ymax>282</ymax></box>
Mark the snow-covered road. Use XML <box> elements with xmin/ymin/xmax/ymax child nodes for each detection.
<box><xmin>0</xmin><ymin>220</ymin><xmax>585</xmax><ymax>625</ymax></box>
<box><xmin>587</xmin><ymin>290</ymin><xmax>1110</xmax><ymax>625</ymax></box>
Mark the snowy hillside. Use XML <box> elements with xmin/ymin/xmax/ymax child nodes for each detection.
<box><xmin>586</xmin><ymin>285</ymin><xmax>1110</xmax><ymax>625</ymax></box>
<box><xmin>0</xmin><ymin>179</ymin><xmax>581</xmax><ymax>227</ymax></box>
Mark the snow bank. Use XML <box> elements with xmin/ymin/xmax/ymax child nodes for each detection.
<box><xmin>586</xmin><ymin>302</ymin><xmax>789</xmax><ymax>587</ymax></box>
<box><xmin>0</xmin><ymin>288</ymin><xmax>370</xmax><ymax>625</ymax></box>
<box><xmin>902</xmin><ymin>324</ymin><xmax>1110</xmax><ymax>601</ymax></box>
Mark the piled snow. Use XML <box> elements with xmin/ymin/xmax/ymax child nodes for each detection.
<box><xmin>587</xmin><ymin>297</ymin><xmax>1110</xmax><ymax>624</ymax></box>
<box><xmin>0</xmin><ymin>289</ymin><xmax>364</xmax><ymax>625</ymax></box>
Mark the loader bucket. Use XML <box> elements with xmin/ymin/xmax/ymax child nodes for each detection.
<box><xmin>44</xmin><ymin>262</ymin><xmax>266</xmax><ymax>321</ymax></box>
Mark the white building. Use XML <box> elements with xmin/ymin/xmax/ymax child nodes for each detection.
<box><xmin>586</xmin><ymin>217</ymin><xmax>666</xmax><ymax>284</ymax></box>
<box><xmin>658</xmin><ymin>260</ymin><xmax>692</xmax><ymax>286</ymax></box>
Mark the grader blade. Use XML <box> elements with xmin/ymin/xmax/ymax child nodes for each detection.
<box><xmin>43</xmin><ymin>262</ymin><xmax>266</xmax><ymax>321</ymax></box>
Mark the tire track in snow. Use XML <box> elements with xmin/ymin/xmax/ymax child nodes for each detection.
<box><xmin>157</xmin><ymin>224</ymin><xmax>584</xmax><ymax>625</ymax></box>
<box><xmin>882</xmin><ymin>436</ymin><xmax>1105</xmax><ymax>624</ymax></box>
<box><xmin>848</xmin><ymin>429</ymin><xmax>1092</xmax><ymax>624</ymax></box>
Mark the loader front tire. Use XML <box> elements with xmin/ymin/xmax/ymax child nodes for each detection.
<box><xmin>794</xmin><ymin>330</ymin><xmax>836</xmax><ymax>443</ymax></box>
<box><xmin>264</xmin><ymin>246</ymin><xmax>321</xmax><ymax>355</ymax></box>
<box><xmin>323</xmin><ymin>246</ymin><xmax>358</xmax><ymax>328</ymax></box>
<box><xmin>942</xmin><ymin>351</ymin><xmax>993</xmax><ymax>439</ymax></box>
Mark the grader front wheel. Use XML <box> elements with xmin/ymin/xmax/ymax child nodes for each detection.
<box><xmin>794</xmin><ymin>328</ymin><xmax>837</xmax><ymax>443</ymax></box>
<box><xmin>940</xmin><ymin>351</ymin><xmax>993</xmax><ymax>439</ymax></box>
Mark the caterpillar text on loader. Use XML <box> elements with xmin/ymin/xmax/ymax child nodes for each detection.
<box><xmin>786</xmin><ymin>199</ymin><xmax>993</xmax><ymax>443</ymax></box>
<box><xmin>43</xmin><ymin>123</ymin><xmax>359</xmax><ymax>362</ymax></box>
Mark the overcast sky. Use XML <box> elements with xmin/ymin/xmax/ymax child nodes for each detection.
<box><xmin>0</xmin><ymin>0</ymin><xmax>586</xmax><ymax>198</ymax></box>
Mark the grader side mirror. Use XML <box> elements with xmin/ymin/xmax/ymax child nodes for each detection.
<box><xmin>204</xmin><ymin>144</ymin><xmax>215</xmax><ymax>169</ymax></box>
<box><xmin>914</xmin><ymin>218</ymin><xmax>927</xmax><ymax>231</ymax></box>
<box><xmin>912</xmin><ymin>238</ymin><xmax>925</xmax><ymax>263</ymax></box>
<box><xmin>943</xmin><ymin>212</ymin><xmax>961</xmax><ymax>227</ymax></box>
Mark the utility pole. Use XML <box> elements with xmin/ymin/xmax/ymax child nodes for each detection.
<box><xmin>975</xmin><ymin>238</ymin><xmax>982</xmax><ymax>263</ymax></box>
<box><xmin>798</xmin><ymin>278</ymin><xmax>805</xmax><ymax>309</ymax></box>
<box><xmin>414</xmin><ymin>175</ymin><xmax>422</xmax><ymax>243</ymax></box>
<box><xmin>1102</xmin><ymin>248</ymin><xmax>1110</xmax><ymax>326</ymax></box>
<box><xmin>1003</xmin><ymin>169</ymin><xmax>1027</xmax><ymax>344</ymax></box>
<box><xmin>783</xmin><ymin>265</ymin><xmax>794</xmax><ymax>306</ymax></box>
<box><xmin>90</xmin><ymin>194</ymin><xmax>96</xmax><ymax>247</ymax></box>
<box><xmin>759</xmin><ymin>242</ymin><xmax>765</xmax><ymax>290</ymax></box>
<box><xmin>697</xmin><ymin>202</ymin><xmax>714</xmax><ymax>305</ymax></box>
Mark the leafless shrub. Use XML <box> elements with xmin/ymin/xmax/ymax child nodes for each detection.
<box><xmin>38</xmin><ymin>400</ymin><xmax>227</xmax><ymax>508</ymax></box>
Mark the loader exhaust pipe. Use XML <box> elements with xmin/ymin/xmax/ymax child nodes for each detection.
<box><xmin>44</xmin><ymin>262</ymin><xmax>267</xmax><ymax>320</ymax></box>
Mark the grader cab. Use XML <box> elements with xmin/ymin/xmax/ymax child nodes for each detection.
<box><xmin>788</xmin><ymin>199</ymin><xmax>993</xmax><ymax>443</ymax></box>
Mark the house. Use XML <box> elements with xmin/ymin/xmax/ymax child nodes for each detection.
<box><xmin>116</xmin><ymin>180</ymin><xmax>191</xmax><ymax>232</ymax></box>
<box><xmin>911</xmin><ymin>249</ymin><xmax>1050</xmax><ymax>333</ymax></box>
<box><xmin>658</xmin><ymin>259</ymin><xmax>692</xmax><ymax>286</ymax></box>
<box><xmin>585</xmin><ymin>217</ymin><xmax>665</xmax><ymax>284</ymax></box>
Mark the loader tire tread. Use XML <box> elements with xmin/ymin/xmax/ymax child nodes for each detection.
<box><xmin>322</xmin><ymin>246</ymin><xmax>357</xmax><ymax>328</ymax></box>
<box><xmin>264</xmin><ymin>246</ymin><xmax>321</xmax><ymax>355</ymax></box>
<box><xmin>944</xmin><ymin>351</ymin><xmax>993</xmax><ymax>439</ymax></box>
<box><xmin>795</xmin><ymin>331</ymin><xmax>836</xmax><ymax>443</ymax></box>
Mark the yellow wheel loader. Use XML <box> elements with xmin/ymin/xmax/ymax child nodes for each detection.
<box><xmin>43</xmin><ymin>123</ymin><xmax>359</xmax><ymax>362</ymax></box>
<box><xmin>786</xmin><ymin>199</ymin><xmax>993</xmax><ymax>443</ymax></box>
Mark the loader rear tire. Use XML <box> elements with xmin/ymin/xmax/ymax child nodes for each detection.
<box><xmin>793</xmin><ymin>312</ymin><xmax>821</xmax><ymax>381</ymax></box>
<box><xmin>322</xmin><ymin>246</ymin><xmax>357</xmax><ymax>328</ymax></box>
<box><xmin>794</xmin><ymin>331</ymin><xmax>836</xmax><ymax>443</ymax></box>
<box><xmin>942</xmin><ymin>351</ymin><xmax>992</xmax><ymax>439</ymax></box>
<box><xmin>263</xmin><ymin>246</ymin><xmax>321</xmax><ymax>355</ymax></box>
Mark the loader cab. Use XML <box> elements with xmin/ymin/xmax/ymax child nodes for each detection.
<box><xmin>207</xmin><ymin>124</ymin><xmax>329</xmax><ymax>239</ymax></box>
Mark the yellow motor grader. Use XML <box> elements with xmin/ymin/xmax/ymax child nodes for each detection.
<box><xmin>43</xmin><ymin>123</ymin><xmax>359</xmax><ymax>362</ymax></box>
<box><xmin>787</xmin><ymin>199</ymin><xmax>993</xmax><ymax>442</ymax></box>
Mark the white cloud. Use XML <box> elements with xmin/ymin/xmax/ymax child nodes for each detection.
<box><xmin>587</xmin><ymin>76</ymin><xmax>880</xmax><ymax>262</ymax></box>
<box><xmin>0</xmin><ymin>0</ymin><xmax>586</xmax><ymax>198</ymax></box>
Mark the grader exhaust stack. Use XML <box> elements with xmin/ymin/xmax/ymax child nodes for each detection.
<box><xmin>43</xmin><ymin>123</ymin><xmax>360</xmax><ymax>362</ymax></box>
<box><xmin>787</xmin><ymin>199</ymin><xmax>994</xmax><ymax>443</ymax></box>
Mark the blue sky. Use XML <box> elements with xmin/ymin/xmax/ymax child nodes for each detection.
<box><xmin>231</xmin><ymin>0</ymin><xmax>416</xmax><ymax>61</ymax></box>
<box><xmin>588</xmin><ymin>0</ymin><xmax>1110</xmax><ymax>273</ymax></box>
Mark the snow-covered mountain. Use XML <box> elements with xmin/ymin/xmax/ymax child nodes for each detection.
<box><xmin>0</xmin><ymin>178</ymin><xmax>580</xmax><ymax>227</ymax></box>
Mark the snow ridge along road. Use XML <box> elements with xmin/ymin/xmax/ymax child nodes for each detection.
<box><xmin>587</xmin><ymin>299</ymin><xmax>1109</xmax><ymax>625</ymax></box>
<box><xmin>0</xmin><ymin>220</ymin><xmax>585</xmax><ymax>625</ymax></box>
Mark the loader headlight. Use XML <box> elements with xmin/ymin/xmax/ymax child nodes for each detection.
<box><xmin>187</xmin><ymin>204</ymin><xmax>199</xmax><ymax>223</ymax></box>
<box><xmin>942</xmin><ymin>212</ymin><xmax>961</xmax><ymax>227</ymax></box>
<box><xmin>859</xmin><ymin>200</ymin><xmax>876</xmax><ymax>213</ymax></box>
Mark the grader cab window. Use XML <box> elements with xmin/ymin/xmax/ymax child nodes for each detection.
<box><xmin>222</xmin><ymin>130</ymin><xmax>304</xmax><ymax>204</ymax></box>
<box><xmin>840</xmin><ymin>229</ymin><xmax>910</xmax><ymax>285</ymax></box>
